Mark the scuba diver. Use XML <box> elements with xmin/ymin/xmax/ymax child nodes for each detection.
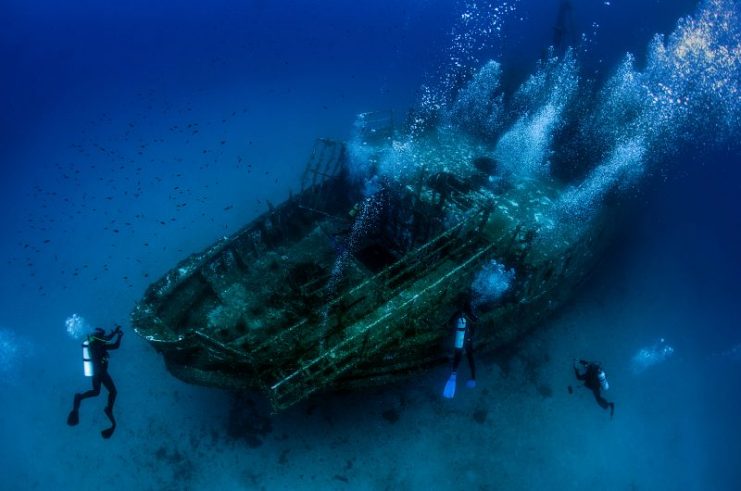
<box><xmin>67</xmin><ymin>325</ymin><xmax>124</xmax><ymax>439</ymax></box>
<box><xmin>573</xmin><ymin>359</ymin><xmax>615</xmax><ymax>418</ymax></box>
<box><xmin>442</xmin><ymin>302</ymin><xmax>479</xmax><ymax>399</ymax></box>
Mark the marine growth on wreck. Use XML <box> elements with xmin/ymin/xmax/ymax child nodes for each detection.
<box><xmin>132</xmin><ymin>0</ymin><xmax>740</xmax><ymax>410</ymax></box>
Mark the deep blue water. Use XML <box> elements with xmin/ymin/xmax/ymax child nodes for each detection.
<box><xmin>1</xmin><ymin>1</ymin><xmax>740</xmax><ymax>490</ymax></box>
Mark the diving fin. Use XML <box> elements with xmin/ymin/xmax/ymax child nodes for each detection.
<box><xmin>67</xmin><ymin>409</ymin><xmax>79</xmax><ymax>426</ymax></box>
<box><xmin>442</xmin><ymin>372</ymin><xmax>457</xmax><ymax>399</ymax></box>
<box><xmin>101</xmin><ymin>426</ymin><xmax>115</xmax><ymax>439</ymax></box>
<box><xmin>67</xmin><ymin>393</ymin><xmax>81</xmax><ymax>426</ymax></box>
<box><xmin>101</xmin><ymin>406</ymin><xmax>116</xmax><ymax>438</ymax></box>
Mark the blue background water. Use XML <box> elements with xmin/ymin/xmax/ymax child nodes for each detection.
<box><xmin>1</xmin><ymin>1</ymin><xmax>739</xmax><ymax>489</ymax></box>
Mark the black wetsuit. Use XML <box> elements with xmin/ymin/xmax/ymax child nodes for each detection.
<box><xmin>575</xmin><ymin>360</ymin><xmax>614</xmax><ymax>417</ymax></box>
<box><xmin>68</xmin><ymin>329</ymin><xmax>123</xmax><ymax>437</ymax></box>
<box><xmin>450</xmin><ymin>309</ymin><xmax>478</xmax><ymax>381</ymax></box>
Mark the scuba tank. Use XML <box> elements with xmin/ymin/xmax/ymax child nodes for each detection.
<box><xmin>82</xmin><ymin>338</ymin><xmax>94</xmax><ymax>377</ymax></box>
<box><xmin>454</xmin><ymin>316</ymin><xmax>467</xmax><ymax>349</ymax></box>
<box><xmin>597</xmin><ymin>369</ymin><xmax>609</xmax><ymax>391</ymax></box>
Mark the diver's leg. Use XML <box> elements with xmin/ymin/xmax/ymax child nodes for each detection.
<box><xmin>100</xmin><ymin>372</ymin><xmax>117</xmax><ymax>439</ymax></box>
<box><xmin>595</xmin><ymin>389</ymin><xmax>615</xmax><ymax>418</ymax></box>
<box><xmin>68</xmin><ymin>376</ymin><xmax>100</xmax><ymax>426</ymax></box>
<box><xmin>452</xmin><ymin>349</ymin><xmax>463</xmax><ymax>371</ymax></box>
<box><xmin>443</xmin><ymin>349</ymin><xmax>463</xmax><ymax>398</ymax></box>
<box><xmin>101</xmin><ymin>372</ymin><xmax>117</xmax><ymax>411</ymax></box>
<box><xmin>592</xmin><ymin>388</ymin><xmax>610</xmax><ymax>410</ymax></box>
<box><xmin>77</xmin><ymin>376</ymin><xmax>102</xmax><ymax>403</ymax></box>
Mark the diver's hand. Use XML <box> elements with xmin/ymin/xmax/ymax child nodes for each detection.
<box><xmin>114</xmin><ymin>325</ymin><xmax>123</xmax><ymax>335</ymax></box>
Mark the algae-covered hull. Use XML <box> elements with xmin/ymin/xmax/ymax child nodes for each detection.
<box><xmin>132</xmin><ymin>135</ymin><xmax>613</xmax><ymax>411</ymax></box>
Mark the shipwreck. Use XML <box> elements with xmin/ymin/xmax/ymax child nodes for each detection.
<box><xmin>131</xmin><ymin>0</ymin><xmax>740</xmax><ymax>410</ymax></box>
<box><xmin>131</xmin><ymin>109</ymin><xmax>616</xmax><ymax>411</ymax></box>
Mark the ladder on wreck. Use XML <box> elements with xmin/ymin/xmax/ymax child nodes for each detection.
<box><xmin>300</xmin><ymin>139</ymin><xmax>346</xmax><ymax>193</ymax></box>
<box><xmin>264</xmin><ymin>205</ymin><xmax>501</xmax><ymax>410</ymax></box>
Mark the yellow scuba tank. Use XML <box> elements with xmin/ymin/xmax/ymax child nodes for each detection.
<box><xmin>82</xmin><ymin>338</ymin><xmax>93</xmax><ymax>377</ymax></box>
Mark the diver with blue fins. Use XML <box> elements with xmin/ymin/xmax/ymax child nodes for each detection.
<box><xmin>67</xmin><ymin>325</ymin><xmax>124</xmax><ymax>439</ymax></box>
<box><xmin>442</xmin><ymin>301</ymin><xmax>479</xmax><ymax>399</ymax></box>
<box><xmin>573</xmin><ymin>359</ymin><xmax>615</xmax><ymax>418</ymax></box>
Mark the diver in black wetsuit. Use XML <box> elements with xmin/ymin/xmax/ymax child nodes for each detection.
<box><xmin>573</xmin><ymin>359</ymin><xmax>615</xmax><ymax>418</ymax></box>
<box><xmin>67</xmin><ymin>325</ymin><xmax>124</xmax><ymax>439</ymax></box>
<box><xmin>442</xmin><ymin>302</ymin><xmax>479</xmax><ymax>399</ymax></box>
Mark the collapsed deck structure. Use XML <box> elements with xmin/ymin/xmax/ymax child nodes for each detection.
<box><xmin>132</xmin><ymin>112</ymin><xmax>613</xmax><ymax>411</ymax></box>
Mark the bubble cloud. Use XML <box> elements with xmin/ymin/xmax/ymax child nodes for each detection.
<box><xmin>65</xmin><ymin>313</ymin><xmax>91</xmax><ymax>339</ymax></box>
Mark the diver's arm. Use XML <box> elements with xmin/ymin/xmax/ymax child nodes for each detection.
<box><xmin>106</xmin><ymin>330</ymin><xmax>123</xmax><ymax>350</ymax></box>
<box><xmin>103</xmin><ymin>325</ymin><xmax>121</xmax><ymax>341</ymax></box>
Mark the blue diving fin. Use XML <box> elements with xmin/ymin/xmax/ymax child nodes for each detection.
<box><xmin>442</xmin><ymin>372</ymin><xmax>457</xmax><ymax>399</ymax></box>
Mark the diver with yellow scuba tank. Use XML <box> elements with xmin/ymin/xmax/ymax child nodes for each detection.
<box><xmin>67</xmin><ymin>325</ymin><xmax>123</xmax><ymax>439</ymax></box>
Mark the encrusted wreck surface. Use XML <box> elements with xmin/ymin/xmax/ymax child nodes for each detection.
<box><xmin>132</xmin><ymin>119</ymin><xmax>614</xmax><ymax>411</ymax></box>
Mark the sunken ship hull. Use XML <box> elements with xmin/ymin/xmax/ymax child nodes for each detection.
<box><xmin>132</xmin><ymin>135</ymin><xmax>614</xmax><ymax>411</ymax></box>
